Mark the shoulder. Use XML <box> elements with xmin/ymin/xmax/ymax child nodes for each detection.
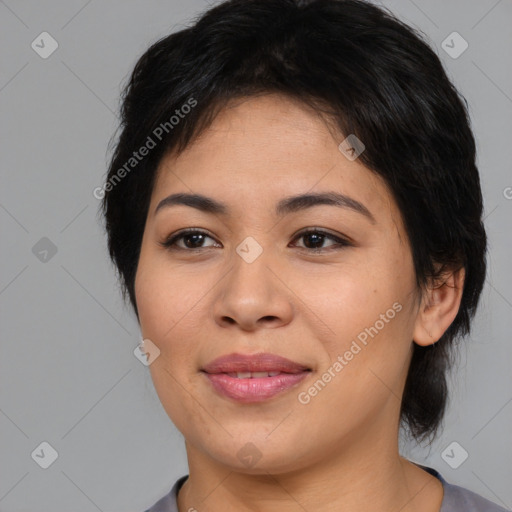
<box><xmin>418</xmin><ymin>465</ymin><xmax>509</xmax><ymax>512</ymax></box>
<box><xmin>142</xmin><ymin>475</ymin><xmax>188</xmax><ymax>512</ymax></box>
<box><xmin>142</xmin><ymin>470</ymin><xmax>510</xmax><ymax>512</ymax></box>
<box><xmin>441</xmin><ymin>480</ymin><xmax>509</xmax><ymax>512</ymax></box>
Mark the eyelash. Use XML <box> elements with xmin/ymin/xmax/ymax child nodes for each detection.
<box><xmin>159</xmin><ymin>227</ymin><xmax>352</xmax><ymax>253</ymax></box>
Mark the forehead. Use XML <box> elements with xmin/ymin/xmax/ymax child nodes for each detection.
<box><xmin>151</xmin><ymin>94</ymin><xmax>399</xmax><ymax>227</ymax></box>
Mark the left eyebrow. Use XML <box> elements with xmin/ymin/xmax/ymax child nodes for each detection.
<box><xmin>275</xmin><ymin>191</ymin><xmax>376</xmax><ymax>223</ymax></box>
<box><xmin>154</xmin><ymin>191</ymin><xmax>376</xmax><ymax>224</ymax></box>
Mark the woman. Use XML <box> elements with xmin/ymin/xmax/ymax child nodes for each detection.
<box><xmin>101</xmin><ymin>0</ymin><xmax>506</xmax><ymax>510</ymax></box>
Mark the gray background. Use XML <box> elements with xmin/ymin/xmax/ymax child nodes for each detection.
<box><xmin>1</xmin><ymin>0</ymin><xmax>511</xmax><ymax>511</ymax></box>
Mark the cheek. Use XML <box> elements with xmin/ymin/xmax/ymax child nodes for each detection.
<box><xmin>135</xmin><ymin>267</ymin><xmax>164</xmax><ymax>340</ymax></box>
<box><xmin>135</xmin><ymin>245</ymin><xmax>186</xmax><ymax>331</ymax></box>
<box><xmin>134</xmin><ymin>247</ymin><xmax>179</xmax><ymax>347</ymax></box>
<box><xmin>135</xmin><ymin>253</ymin><xmax>209</xmax><ymax>379</ymax></box>
<box><xmin>303</xmin><ymin>248</ymin><xmax>415</xmax><ymax>374</ymax></box>
<box><xmin>301</xmin><ymin>263</ymin><xmax>399</xmax><ymax>333</ymax></box>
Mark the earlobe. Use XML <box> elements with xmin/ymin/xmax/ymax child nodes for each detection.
<box><xmin>412</xmin><ymin>267</ymin><xmax>465</xmax><ymax>347</ymax></box>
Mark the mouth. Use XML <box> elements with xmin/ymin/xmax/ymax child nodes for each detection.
<box><xmin>222</xmin><ymin>370</ymin><xmax>294</xmax><ymax>378</ymax></box>
<box><xmin>201</xmin><ymin>352</ymin><xmax>312</xmax><ymax>403</ymax></box>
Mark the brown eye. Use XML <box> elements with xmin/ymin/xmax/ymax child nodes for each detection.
<box><xmin>160</xmin><ymin>227</ymin><xmax>351</xmax><ymax>253</ymax></box>
<box><xmin>291</xmin><ymin>229</ymin><xmax>351</xmax><ymax>252</ymax></box>
<box><xmin>160</xmin><ymin>229</ymin><xmax>220</xmax><ymax>250</ymax></box>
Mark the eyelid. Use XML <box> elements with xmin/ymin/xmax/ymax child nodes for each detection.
<box><xmin>160</xmin><ymin>227</ymin><xmax>352</xmax><ymax>251</ymax></box>
<box><xmin>289</xmin><ymin>227</ymin><xmax>352</xmax><ymax>251</ymax></box>
<box><xmin>290</xmin><ymin>227</ymin><xmax>352</xmax><ymax>244</ymax></box>
<box><xmin>160</xmin><ymin>227</ymin><xmax>219</xmax><ymax>249</ymax></box>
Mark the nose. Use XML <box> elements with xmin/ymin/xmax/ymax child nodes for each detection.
<box><xmin>213</xmin><ymin>246</ymin><xmax>294</xmax><ymax>331</ymax></box>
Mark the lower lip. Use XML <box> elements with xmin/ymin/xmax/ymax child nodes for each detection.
<box><xmin>203</xmin><ymin>372</ymin><xmax>310</xmax><ymax>403</ymax></box>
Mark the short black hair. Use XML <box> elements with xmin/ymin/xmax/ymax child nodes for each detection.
<box><xmin>100</xmin><ymin>0</ymin><xmax>487</xmax><ymax>443</ymax></box>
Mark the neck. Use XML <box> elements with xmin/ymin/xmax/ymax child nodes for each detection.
<box><xmin>177</xmin><ymin>430</ymin><xmax>443</xmax><ymax>512</ymax></box>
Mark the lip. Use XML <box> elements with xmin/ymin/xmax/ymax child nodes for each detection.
<box><xmin>201</xmin><ymin>352</ymin><xmax>311</xmax><ymax>403</ymax></box>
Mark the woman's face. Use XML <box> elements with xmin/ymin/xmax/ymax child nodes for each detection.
<box><xmin>135</xmin><ymin>94</ymin><xmax>423</xmax><ymax>473</ymax></box>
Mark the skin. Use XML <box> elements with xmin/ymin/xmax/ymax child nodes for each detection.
<box><xmin>135</xmin><ymin>93</ymin><xmax>465</xmax><ymax>512</ymax></box>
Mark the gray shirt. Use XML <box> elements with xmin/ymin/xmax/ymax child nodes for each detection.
<box><xmin>143</xmin><ymin>465</ymin><xmax>509</xmax><ymax>512</ymax></box>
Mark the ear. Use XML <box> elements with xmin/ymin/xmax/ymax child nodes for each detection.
<box><xmin>413</xmin><ymin>266</ymin><xmax>465</xmax><ymax>346</ymax></box>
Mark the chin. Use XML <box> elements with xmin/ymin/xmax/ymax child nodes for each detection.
<box><xmin>202</xmin><ymin>438</ymin><xmax>313</xmax><ymax>475</ymax></box>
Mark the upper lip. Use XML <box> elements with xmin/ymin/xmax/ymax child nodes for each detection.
<box><xmin>202</xmin><ymin>353</ymin><xmax>311</xmax><ymax>374</ymax></box>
